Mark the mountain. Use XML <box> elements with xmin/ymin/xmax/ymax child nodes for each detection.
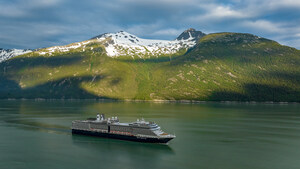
<box><xmin>37</xmin><ymin>30</ymin><xmax>201</xmax><ymax>58</ymax></box>
<box><xmin>176</xmin><ymin>28</ymin><xmax>206</xmax><ymax>41</ymax></box>
<box><xmin>0</xmin><ymin>29</ymin><xmax>299</xmax><ymax>102</ymax></box>
<box><xmin>0</xmin><ymin>48</ymin><xmax>32</xmax><ymax>63</ymax></box>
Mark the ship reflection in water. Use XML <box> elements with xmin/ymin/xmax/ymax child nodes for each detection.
<box><xmin>71</xmin><ymin>133</ymin><xmax>175</xmax><ymax>154</ymax></box>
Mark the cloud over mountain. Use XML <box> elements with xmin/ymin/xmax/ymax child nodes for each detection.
<box><xmin>0</xmin><ymin>0</ymin><xmax>299</xmax><ymax>49</ymax></box>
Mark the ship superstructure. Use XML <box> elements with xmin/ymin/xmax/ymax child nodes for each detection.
<box><xmin>71</xmin><ymin>114</ymin><xmax>175</xmax><ymax>143</ymax></box>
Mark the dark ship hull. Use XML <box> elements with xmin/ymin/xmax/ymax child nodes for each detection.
<box><xmin>72</xmin><ymin>129</ymin><xmax>173</xmax><ymax>143</ymax></box>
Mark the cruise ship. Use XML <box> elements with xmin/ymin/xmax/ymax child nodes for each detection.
<box><xmin>71</xmin><ymin>114</ymin><xmax>175</xmax><ymax>143</ymax></box>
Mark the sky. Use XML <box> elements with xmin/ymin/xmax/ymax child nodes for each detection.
<box><xmin>0</xmin><ymin>0</ymin><xmax>300</xmax><ymax>49</ymax></box>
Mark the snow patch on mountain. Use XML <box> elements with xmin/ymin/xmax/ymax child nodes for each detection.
<box><xmin>94</xmin><ymin>31</ymin><xmax>197</xmax><ymax>57</ymax></box>
<box><xmin>39</xmin><ymin>41</ymin><xmax>93</xmax><ymax>56</ymax></box>
<box><xmin>0</xmin><ymin>49</ymin><xmax>32</xmax><ymax>63</ymax></box>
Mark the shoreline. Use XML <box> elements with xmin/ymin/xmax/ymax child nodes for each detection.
<box><xmin>1</xmin><ymin>98</ymin><xmax>299</xmax><ymax>104</ymax></box>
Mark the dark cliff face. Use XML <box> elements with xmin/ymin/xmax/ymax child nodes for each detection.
<box><xmin>90</xmin><ymin>33</ymin><xmax>109</xmax><ymax>40</ymax></box>
<box><xmin>176</xmin><ymin>28</ymin><xmax>206</xmax><ymax>41</ymax></box>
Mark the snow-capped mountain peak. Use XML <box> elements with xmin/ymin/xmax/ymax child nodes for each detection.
<box><xmin>36</xmin><ymin>28</ymin><xmax>206</xmax><ymax>58</ymax></box>
<box><xmin>92</xmin><ymin>29</ymin><xmax>205</xmax><ymax>57</ymax></box>
<box><xmin>94</xmin><ymin>31</ymin><xmax>150</xmax><ymax>46</ymax></box>
<box><xmin>0</xmin><ymin>48</ymin><xmax>32</xmax><ymax>63</ymax></box>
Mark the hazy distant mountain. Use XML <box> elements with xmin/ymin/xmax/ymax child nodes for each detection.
<box><xmin>0</xmin><ymin>29</ymin><xmax>299</xmax><ymax>102</ymax></box>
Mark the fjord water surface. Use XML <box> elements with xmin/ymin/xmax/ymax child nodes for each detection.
<box><xmin>0</xmin><ymin>100</ymin><xmax>300</xmax><ymax>169</ymax></box>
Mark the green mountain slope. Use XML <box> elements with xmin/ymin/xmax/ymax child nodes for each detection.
<box><xmin>0</xmin><ymin>32</ymin><xmax>299</xmax><ymax>102</ymax></box>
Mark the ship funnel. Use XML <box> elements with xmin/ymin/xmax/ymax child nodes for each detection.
<box><xmin>100</xmin><ymin>114</ymin><xmax>105</xmax><ymax>120</ymax></box>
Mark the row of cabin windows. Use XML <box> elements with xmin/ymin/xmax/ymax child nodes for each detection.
<box><xmin>132</xmin><ymin>128</ymin><xmax>156</xmax><ymax>136</ymax></box>
<box><xmin>110</xmin><ymin>125</ymin><xmax>132</xmax><ymax>132</ymax></box>
<box><xmin>73</xmin><ymin>123</ymin><xmax>89</xmax><ymax>129</ymax></box>
<box><xmin>74</xmin><ymin>123</ymin><xmax>155</xmax><ymax>136</ymax></box>
<box><xmin>90</xmin><ymin>124</ymin><xmax>107</xmax><ymax>130</ymax></box>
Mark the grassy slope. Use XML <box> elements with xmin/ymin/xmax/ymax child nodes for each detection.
<box><xmin>0</xmin><ymin>32</ymin><xmax>299</xmax><ymax>101</ymax></box>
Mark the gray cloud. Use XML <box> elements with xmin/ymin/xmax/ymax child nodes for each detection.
<box><xmin>0</xmin><ymin>0</ymin><xmax>299</xmax><ymax>49</ymax></box>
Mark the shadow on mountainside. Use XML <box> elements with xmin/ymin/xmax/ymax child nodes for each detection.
<box><xmin>264</xmin><ymin>71</ymin><xmax>300</xmax><ymax>86</ymax></box>
<box><xmin>0</xmin><ymin>75</ymin><xmax>114</xmax><ymax>100</ymax></box>
<box><xmin>208</xmin><ymin>83</ymin><xmax>300</xmax><ymax>102</ymax></box>
<box><xmin>1</xmin><ymin>55</ymin><xmax>84</xmax><ymax>72</ymax></box>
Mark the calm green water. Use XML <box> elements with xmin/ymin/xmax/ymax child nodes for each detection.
<box><xmin>0</xmin><ymin>100</ymin><xmax>300</xmax><ymax>169</ymax></box>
